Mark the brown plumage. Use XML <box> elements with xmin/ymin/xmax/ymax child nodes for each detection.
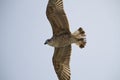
<box><xmin>45</xmin><ymin>0</ymin><xmax>86</xmax><ymax>80</ymax></box>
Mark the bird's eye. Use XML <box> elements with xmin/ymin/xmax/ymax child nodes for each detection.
<box><xmin>47</xmin><ymin>39</ymin><xmax>51</xmax><ymax>42</ymax></box>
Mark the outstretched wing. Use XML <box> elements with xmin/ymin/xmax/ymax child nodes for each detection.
<box><xmin>46</xmin><ymin>0</ymin><xmax>71</xmax><ymax>36</ymax></box>
<box><xmin>52</xmin><ymin>45</ymin><xmax>71</xmax><ymax>80</ymax></box>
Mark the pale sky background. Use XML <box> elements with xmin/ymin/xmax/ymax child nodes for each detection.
<box><xmin>0</xmin><ymin>0</ymin><xmax>120</xmax><ymax>80</ymax></box>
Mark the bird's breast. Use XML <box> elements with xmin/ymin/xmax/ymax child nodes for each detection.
<box><xmin>52</xmin><ymin>34</ymin><xmax>73</xmax><ymax>47</ymax></box>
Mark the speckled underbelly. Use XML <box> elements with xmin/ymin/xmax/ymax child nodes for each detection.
<box><xmin>53</xmin><ymin>34</ymin><xmax>74</xmax><ymax>47</ymax></box>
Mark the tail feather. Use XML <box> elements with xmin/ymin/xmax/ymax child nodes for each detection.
<box><xmin>72</xmin><ymin>27</ymin><xmax>86</xmax><ymax>48</ymax></box>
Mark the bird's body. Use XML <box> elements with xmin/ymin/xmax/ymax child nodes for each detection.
<box><xmin>46</xmin><ymin>34</ymin><xmax>78</xmax><ymax>47</ymax></box>
<box><xmin>45</xmin><ymin>0</ymin><xmax>86</xmax><ymax>80</ymax></box>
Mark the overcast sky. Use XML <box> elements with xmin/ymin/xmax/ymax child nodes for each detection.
<box><xmin>0</xmin><ymin>0</ymin><xmax>120</xmax><ymax>80</ymax></box>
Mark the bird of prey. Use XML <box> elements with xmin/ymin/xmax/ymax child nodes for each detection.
<box><xmin>44</xmin><ymin>0</ymin><xmax>86</xmax><ymax>80</ymax></box>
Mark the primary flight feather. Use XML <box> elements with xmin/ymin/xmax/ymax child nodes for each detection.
<box><xmin>45</xmin><ymin>0</ymin><xmax>86</xmax><ymax>80</ymax></box>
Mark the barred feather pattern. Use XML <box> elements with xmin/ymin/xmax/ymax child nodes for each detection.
<box><xmin>72</xmin><ymin>27</ymin><xmax>86</xmax><ymax>48</ymax></box>
<box><xmin>53</xmin><ymin>45</ymin><xmax>71</xmax><ymax>80</ymax></box>
<box><xmin>55</xmin><ymin>0</ymin><xmax>63</xmax><ymax>9</ymax></box>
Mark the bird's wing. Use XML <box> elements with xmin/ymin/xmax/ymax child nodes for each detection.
<box><xmin>52</xmin><ymin>45</ymin><xmax>71</xmax><ymax>80</ymax></box>
<box><xmin>46</xmin><ymin>0</ymin><xmax>71</xmax><ymax>36</ymax></box>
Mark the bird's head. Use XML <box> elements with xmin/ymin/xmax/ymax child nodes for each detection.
<box><xmin>44</xmin><ymin>39</ymin><xmax>50</xmax><ymax>45</ymax></box>
<box><xmin>44</xmin><ymin>38</ymin><xmax>54</xmax><ymax>46</ymax></box>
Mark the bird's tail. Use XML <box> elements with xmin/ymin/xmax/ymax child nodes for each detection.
<box><xmin>72</xmin><ymin>27</ymin><xmax>86</xmax><ymax>48</ymax></box>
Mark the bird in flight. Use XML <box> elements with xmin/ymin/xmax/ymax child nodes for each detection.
<box><xmin>44</xmin><ymin>0</ymin><xmax>86</xmax><ymax>80</ymax></box>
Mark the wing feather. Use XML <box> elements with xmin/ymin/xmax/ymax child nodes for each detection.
<box><xmin>52</xmin><ymin>45</ymin><xmax>71</xmax><ymax>80</ymax></box>
<box><xmin>46</xmin><ymin>0</ymin><xmax>71</xmax><ymax>36</ymax></box>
